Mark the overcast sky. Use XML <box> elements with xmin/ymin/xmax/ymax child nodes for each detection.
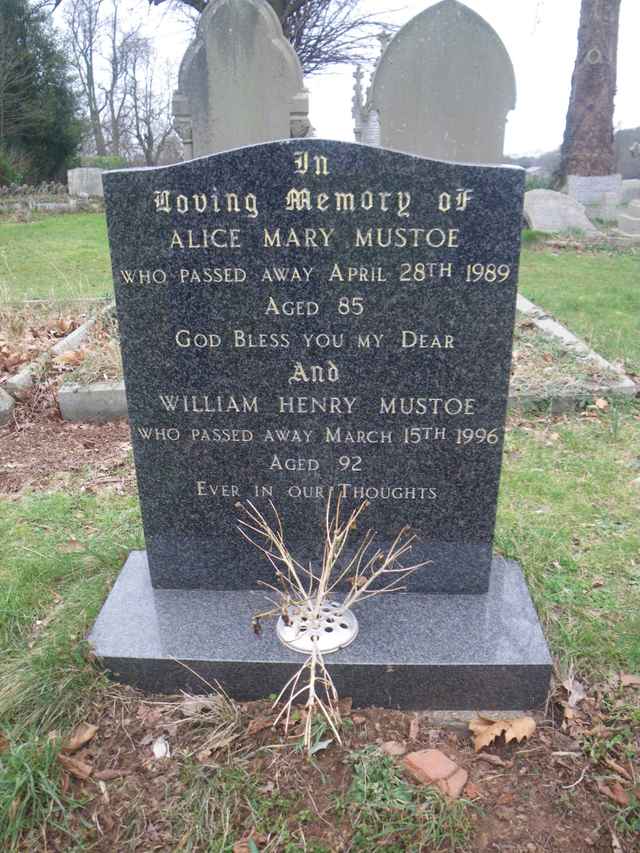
<box><xmin>138</xmin><ymin>0</ymin><xmax>640</xmax><ymax>156</ymax></box>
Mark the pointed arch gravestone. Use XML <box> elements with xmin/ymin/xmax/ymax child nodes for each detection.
<box><xmin>356</xmin><ymin>0</ymin><xmax>516</xmax><ymax>164</ymax></box>
<box><xmin>172</xmin><ymin>0</ymin><xmax>310</xmax><ymax>158</ymax></box>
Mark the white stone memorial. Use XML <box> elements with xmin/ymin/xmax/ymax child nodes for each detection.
<box><xmin>172</xmin><ymin>0</ymin><xmax>310</xmax><ymax>158</ymax></box>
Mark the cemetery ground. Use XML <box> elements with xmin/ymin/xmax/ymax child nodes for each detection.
<box><xmin>1</xmin><ymin>212</ymin><xmax>639</xmax><ymax>851</ymax></box>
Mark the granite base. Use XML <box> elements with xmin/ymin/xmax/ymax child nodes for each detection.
<box><xmin>89</xmin><ymin>551</ymin><xmax>552</xmax><ymax>709</ymax></box>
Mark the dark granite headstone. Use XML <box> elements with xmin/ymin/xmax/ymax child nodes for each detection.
<box><xmin>104</xmin><ymin>140</ymin><xmax>523</xmax><ymax>594</ymax></box>
<box><xmin>93</xmin><ymin>140</ymin><xmax>551</xmax><ymax>706</ymax></box>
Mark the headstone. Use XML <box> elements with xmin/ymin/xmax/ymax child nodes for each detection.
<box><xmin>614</xmin><ymin>127</ymin><xmax>640</xmax><ymax>179</ymax></box>
<box><xmin>618</xmin><ymin>198</ymin><xmax>640</xmax><ymax>236</ymax></box>
<box><xmin>91</xmin><ymin>140</ymin><xmax>551</xmax><ymax>708</ymax></box>
<box><xmin>68</xmin><ymin>167</ymin><xmax>104</xmax><ymax>198</ymax></box>
<box><xmin>524</xmin><ymin>189</ymin><xmax>599</xmax><ymax>234</ymax></box>
<box><xmin>353</xmin><ymin>0</ymin><xmax>516</xmax><ymax>163</ymax></box>
<box><xmin>172</xmin><ymin>0</ymin><xmax>310</xmax><ymax>159</ymax></box>
<box><xmin>566</xmin><ymin>173</ymin><xmax>622</xmax><ymax>206</ymax></box>
<box><xmin>621</xmin><ymin>179</ymin><xmax>640</xmax><ymax>205</ymax></box>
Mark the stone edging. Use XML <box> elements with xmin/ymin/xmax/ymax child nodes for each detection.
<box><xmin>58</xmin><ymin>380</ymin><xmax>127</xmax><ymax>423</ymax></box>
<box><xmin>3</xmin><ymin>301</ymin><xmax>115</xmax><ymax>402</ymax></box>
<box><xmin>510</xmin><ymin>294</ymin><xmax>637</xmax><ymax>413</ymax></box>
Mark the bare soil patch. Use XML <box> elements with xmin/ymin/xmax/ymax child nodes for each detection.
<box><xmin>40</xmin><ymin>681</ymin><xmax>639</xmax><ymax>852</ymax></box>
<box><xmin>0</xmin><ymin>417</ymin><xmax>133</xmax><ymax>495</ymax></box>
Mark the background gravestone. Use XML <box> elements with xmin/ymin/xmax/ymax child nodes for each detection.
<box><xmin>354</xmin><ymin>0</ymin><xmax>516</xmax><ymax>164</ymax></box>
<box><xmin>615</xmin><ymin>127</ymin><xmax>640</xmax><ymax>179</ymax></box>
<box><xmin>91</xmin><ymin>140</ymin><xmax>552</xmax><ymax>707</ymax></box>
<box><xmin>524</xmin><ymin>189</ymin><xmax>598</xmax><ymax>235</ymax></box>
<box><xmin>172</xmin><ymin>0</ymin><xmax>310</xmax><ymax>158</ymax></box>
<box><xmin>67</xmin><ymin>167</ymin><xmax>104</xmax><ymax>198</ymax></box>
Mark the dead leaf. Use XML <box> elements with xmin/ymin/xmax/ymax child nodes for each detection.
<box><xmin>620</xmin><ymin>672</ymin><xmax>640</xmax><ymax>688</ymax></box>
<box><xmin>58</xmin><ymin>753</ymin><xmax>93</xmax><ymax>780</ymax></box>
<box><xmin>604</xmin><ymin>757</ymin><xmax>632</xmax><ymax>782</ymax></box>
<box><xmin>151</xmin><ymin>735</ymin><xmax>170</xmax><ymax>759</ymax></box>
<box><xmin>469</xmin><ymin>716</ymin><xmax>536</xmax><ymax>752</ymax></box>
<box><xmin>54</xmin><ymin>349</ymin><xmax>85</xmax><ymax>367</ymax></box>
<box><xmin>62</xmin><ymin>722</ymin><xmax>98</xmax><ymax>754</ymax></box>
<box><xmin>591</xmin><ymin>576</ymin><xmax>605</xmax><ymax>588</ymax></box>
<box><xmin>594</xmin><ymin>398</ymin><xmax>609</xmax><ymax>411</ymax></box>
<box><xmin>247</xmin><ymin>716</ymin><xmax>273</xmax><ymax>736</ymax></box>
<box><xmin>597</xmin><ymin>780</ymin><xmax>630</xmax><ymax>807</ymax></box>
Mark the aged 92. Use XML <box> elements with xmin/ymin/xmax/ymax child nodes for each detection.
<box><xmin>465</xmin><ymin>263</ymin><xmax>511</xmax><ymax>283</ymax></box>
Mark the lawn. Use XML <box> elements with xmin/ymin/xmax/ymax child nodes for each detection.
<box><xmin>0</xmin><ymin>213</ymin><xmax>112</xmax><ymax>301</ymax></box>
<box><xmin>519</xmin><ymin>246</ymin><xmax>640</xmax><ymax>373</ymax></box>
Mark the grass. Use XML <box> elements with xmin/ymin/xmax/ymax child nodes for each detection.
<box><xmin>336</xmin><ymin>746</ymin><xmax>473</xmax><ymax>851</ymax></box>
<box><xmin>519</xmin><ymin>244</ymin><xmax>640</xmax><ymax>373</ymax></box>
<box><xmin>0</xmin><ymin>213</ymin><xmax>112</xmax><ymax>300</ymax></box>
<box><xmin>0</xmin><ymin>733</ymin><xmax>83</xmax><ymax>851</ymax></box>
<box><xmin>496</xmin><ymin>402</ymin><xmax>640</xmax><ymax>674</ymax></box>
<box><xmin>0</xmin><ymin>492</ymin><xmax>142</xmax><ymax>731</ymax></box>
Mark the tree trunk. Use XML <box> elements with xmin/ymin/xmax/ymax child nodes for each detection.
<box><xmin>555</xmin><ymin>0</ymin><xmax>621</xmax><ymax>186</ymax></box>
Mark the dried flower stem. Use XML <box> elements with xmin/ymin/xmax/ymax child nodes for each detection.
<box><xmin>236</xmin><ymin>491</ymin><xmax>431</xmax><ymax>755</ymax></box>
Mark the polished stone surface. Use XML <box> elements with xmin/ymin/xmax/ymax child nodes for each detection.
<box><xmin>104</xmin><ymin>140</ymin><xmax>525</xmax><ymax>594</ymax></box>
<box><xmin>89</xmin><ymin>551</ymin><xmax>552</xmax><ymax>708</ymax></box>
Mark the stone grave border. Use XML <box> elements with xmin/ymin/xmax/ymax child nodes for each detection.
<box><xmin>1</xmin><ymin>301</ymin><xmax>115</xmax><ymax>426</ymax></box>
<box><xmin>48</xmin><ymin>294</ymin><xmax>637</xmax><ymax>424</ymax></box>
<box><xmin>509</xmin><ymin>294</ymin><xmax>637</xmax><ymax>413</ymax></box>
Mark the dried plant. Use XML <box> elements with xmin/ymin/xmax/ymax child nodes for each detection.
<box><xmin>236</xmin><ymin>491</ymin><xmax>430</xmax><ymax>755</ymax></box>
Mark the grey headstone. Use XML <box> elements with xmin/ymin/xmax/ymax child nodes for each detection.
<box><xmin>96</xmin><ymin>140</ymin><xmax>551</xmax><ymax>708</ymax></box>
<box><xmin>618</xmin><ymin>198</ymin><xmax>640</xmax><ymax>236</ymax></box>
<box><xmin>566</xmin><ymin>174</ymin><xmax>622</xmax><ymax>206</ymax></box>
<box><xmin>361</xmin><ymin>0</ymin><xmax>515</xmax><ymax>163</ymax></box>
<box><xmin>614</xmin><ymin>127</ymin><xmax>640</xmax><ymax>179</ymax></box>
<box><xmin>103</xmin><ymin>140</ymin><xmax>525</xmax><ymax>595</ymax></box>
<box><xmin>524</xmin><ymin>189</ymin><xmax>599</xmax><ymax>234</ymax></box>
<box><xmin>621</xmin><ymin>179</ymin><xmax>640</xmax><ymax>205</ymax></box>
<box><xmin>172</xmin><ymin>0</ymin><xmax>310</xmax><ymax>158</ymax></box>
<box><xmin>68</xmin><ymin>167</ymin><xmax>104</xmax><ymax>197</ymax></box>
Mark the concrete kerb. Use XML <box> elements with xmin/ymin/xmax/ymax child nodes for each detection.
<box><xmin>57</xmin><ymin>380</ymin><xmax>127</xmax><ymax>423</ymax></box>
<box><xmin>0</xmin><ymin>387</ymin><xmax>15</xmax><ymax>426</ymax></box>
<box><xmin>510</xmin><ymin>294</ymin><xmax>637</xmax><ymax>413</ymax></box>
<box><xmin>3</xmin><ymin>301</ymin><xmax>115</xmax><ymax>402</ymax></box>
